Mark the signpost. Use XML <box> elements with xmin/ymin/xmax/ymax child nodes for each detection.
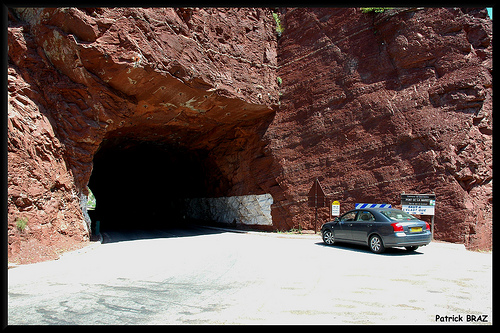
<box><xmin>331</xmin><ymin>200</ymin><xmax>340</xmax><ymax>217</ymax></box>
<box><xmin>401</xmin><ymin>193</ymin><xmax>436</xmax><ymax>239</ymax></box>
<box><xmin>308</xmin><ymin>178</ymin><xmax>327</xmax><ymax>232</ymax></box>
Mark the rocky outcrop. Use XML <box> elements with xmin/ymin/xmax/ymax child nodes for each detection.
<box><xmin>270</xmin><ymin>8</ymin><xmax>492</xmax><ymax>249</ymax></box>
<box><xmin>7</xmin><ymin>7</ymin><xmax>492</xmax><ymax>263</ymax></box>
<box><xmin>7</xmin><ymin>7</ymin><xmax>279</xmax><ymax>261</ymax></box>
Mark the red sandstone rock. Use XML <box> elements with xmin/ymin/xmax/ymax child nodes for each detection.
<box><xmin>7</xmin><ymin>7</ymin><xmax>279</xmax><ymax>263</ymax></box>
<box><xmin>7</xmin><ymin>7</ymin><xmax>492</xmax><ymax>264</ymax></box>
<box><xmin>272</xmin><ymin>7</ymin><xmax>492</xmax><ymax>250</ymax></box>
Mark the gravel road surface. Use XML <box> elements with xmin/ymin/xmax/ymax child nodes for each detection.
<box><xmin>8</xmin><ymin>225</ymin><xmax>492</xmax><ymax>325</ymax></box>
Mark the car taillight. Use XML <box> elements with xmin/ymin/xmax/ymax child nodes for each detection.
<box><xmin>425</xmin><ymin>222</ymin><xmax>431</xmax><ymax>231</ymax></box>
<box><xmin>391</xmin><ymin>223</ymin><xmax>404</xmax><ymax>232</ymax></box>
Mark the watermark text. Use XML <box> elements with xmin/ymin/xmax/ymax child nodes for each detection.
<box><xmin>435</xmin><ymin>314</ymin><xmax>489</xmax><ymax>323</ymax></box>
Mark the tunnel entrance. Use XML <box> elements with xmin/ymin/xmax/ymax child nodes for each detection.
<box><xmin>88</xmin><ymin>138</ymin><xmax>229</xmax><ymax>232</ymax></box>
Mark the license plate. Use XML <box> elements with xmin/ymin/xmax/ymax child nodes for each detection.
<box><xmin>410</xmin><ymin>227</ymin><xmax>422</xmax><ymax>233</ymax></box>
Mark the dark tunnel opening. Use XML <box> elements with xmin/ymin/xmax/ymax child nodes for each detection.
<box><xmin>87</xmin><ymin>138</ymin><xmax>226</xmax><ymax>232</ymax></box>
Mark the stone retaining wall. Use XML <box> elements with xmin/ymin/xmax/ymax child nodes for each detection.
<box><xmin>185</xmin><ymin>194</ymin><xmax>273</xmax><ymax>226</ymax></box>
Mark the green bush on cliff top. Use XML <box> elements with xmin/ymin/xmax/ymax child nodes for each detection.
<box><xmin>272</xmin><ymin>12</ymin><xmax>284</xmax><ymax>37</ymax></box>
<box><xmin>360</xmin><ymin>7</ymin><xmax>392</xmax><ymax>13</ymax></box>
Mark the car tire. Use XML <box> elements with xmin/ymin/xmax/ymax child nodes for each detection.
<box><xmin>405</xmin><ymin>246</ymin><xmax>418</xmax><ymax>252</ymax></box>
<box><xmin>369</xmin><ymin>235</ymin><xmax>385</xmax><ymax>254</ymax></box>
<box><xmin>322</xmin><ymin>229</ymin><xmax>335</xmax><ymax>245</ymax></box>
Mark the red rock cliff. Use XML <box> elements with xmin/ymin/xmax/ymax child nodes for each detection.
<box><xmin>7</xmin><ymin>7</ymin><xmax>492</xmax><ymax>263</ymax></box>
<box><xmin>270</xmin><ymin>8</ymin><xmax>492</xmax><ymax>249</ymax></box>
<box><xmin>7</xmin><ymin>7</ymin><xmax>279</xmax><ymax>262</ymax></box>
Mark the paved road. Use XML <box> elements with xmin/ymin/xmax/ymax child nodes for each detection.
<box><xmin>8</xmin><ymin>225</ymin><xmax>492</xmax><ymax>325</ymax></box>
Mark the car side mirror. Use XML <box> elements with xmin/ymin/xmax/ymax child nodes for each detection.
<box><xmin>333</xmin><ymin>217</ymin><xmax>340</xmax><ymax>223</ymax></box>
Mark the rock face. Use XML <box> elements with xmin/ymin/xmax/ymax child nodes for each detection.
<box><xmin>7</xmin><ymin>7</ymin><xmax>492</xmax><ymax>262</ymax></box>
<box><xmin>271</xmin><ymin>8</ymin><xmax>492</xmax><ymax>249</ymax></box>
<box><xmin>7</xmin><ymin>7</ymin><xmax>279</xmax><ymax>261</ymax></box>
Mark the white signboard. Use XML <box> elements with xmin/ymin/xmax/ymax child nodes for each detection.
<box><xmin>401</xmin><ymin>205</ymin><xmax>435</xmax><ymax>216</ymax></box>
<box><xmin>331</xmin><ymin>201</ymin><xmax>340</xmax><ymax>216</ymax></box>
<box><xmin>401</xmin><ymin>194</ymin><xmax>436</xmax><ymax>216</ymax></box>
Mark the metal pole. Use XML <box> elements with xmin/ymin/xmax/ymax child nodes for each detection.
<box><xmin>314</xmin><ymin>206</ymin><xmax>318</xmax><ymax>233</ymax></box>
<box><xmin>329</xmin><ymin>198</ymin><xmax>332</xmax><ymax>217</ymax></box>
<box><xmin>431</xmin><ymin>215</ymin><xmax>435</xmax><ymax>240</ymax></box>
<box><xmin>314</xmin><ymin>178</ymin><xmax>318</xmax><ymax>232</ymax></box>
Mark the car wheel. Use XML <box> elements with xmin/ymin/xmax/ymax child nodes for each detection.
<box><xmin>405</xmin><ymin>246</ymin><xmax>418</xmax><ymax>252</ymax></box>
<box><xmin>369</xmin><ymin>235</ymin><xmax>385</xmax><ymax>254</ymax></box>
<box><xmin>322</xmin><ymin>229</ymin><xmax>335</xmax><ymax>245</ymax></box>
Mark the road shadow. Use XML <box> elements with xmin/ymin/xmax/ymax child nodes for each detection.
<box><xmin>101</xmin><ymin>223</ymin><xmax>227</xmax><ymax>244</ymax></box>
<box><xmin>315</xmin><ymin>241</ymin><xmax>424</xmax><ymax>256</ymax></box>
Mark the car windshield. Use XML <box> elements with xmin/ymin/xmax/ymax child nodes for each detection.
<box><xmin>380</xmin><ymin>209</ymin><xmax>419</xmax><ymax>221</ymax></box>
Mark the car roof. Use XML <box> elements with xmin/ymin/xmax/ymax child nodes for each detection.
<box><xmin>364</xmin><ymin>207</ymin><xmax>398</xmax><ymax>211</ymax></box>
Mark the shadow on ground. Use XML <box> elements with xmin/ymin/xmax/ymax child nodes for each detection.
<box><xmin>100</xmin><ymin>223</ymin><xmax>226</xmax><ymax>244</ymax></box>
<box><xmin>315</xmin><ymin>241</ymin><xmax>424</xmax><ymax>256</ymax></box>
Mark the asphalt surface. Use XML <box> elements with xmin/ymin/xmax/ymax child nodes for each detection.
<box><xmin>8</xmin><ymin>225</ymin><xmax>492</xmax><ymax>325</ymax></box>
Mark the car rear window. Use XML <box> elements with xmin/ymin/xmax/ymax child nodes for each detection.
<box><xmin>380</xmin><ymin>209</ymin><xmax>419</xmax><ymax>221</ymax></box>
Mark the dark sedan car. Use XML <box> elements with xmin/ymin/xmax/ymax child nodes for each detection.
<box><xmin>321</xmin><ymin>208</ymin><xmax>432</xmax><ymax>253</ymax></box>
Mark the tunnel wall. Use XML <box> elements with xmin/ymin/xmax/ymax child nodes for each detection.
<box><xmin>184</xmin><ymin>194</ymin><xmax>274</xmax><ymax>226</ymax></box>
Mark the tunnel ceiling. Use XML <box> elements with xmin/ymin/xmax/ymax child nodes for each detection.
<box><xmin>90</xmin><ymin>86</ymin><xmax>277</xmax><ymax>195</ymax></box>
<box><xmin>87</xmin><ymin>78</ymin><xmax>277</xmax><ymax>230</ymax></box>
<box><xmin>99</xmin><ymin>73</ymin><xmax>276</xmax><ymax>152</ymax></box>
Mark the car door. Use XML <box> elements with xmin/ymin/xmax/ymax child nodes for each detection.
<box><xmin>350</xmin><ymin>211</ymin><xmax>376</xmax><ymax>243</ymax></box>
<box><xmin>335</xmin><ymin>211</ymin><xmax>358</xmax><ymax>240</ymax></box>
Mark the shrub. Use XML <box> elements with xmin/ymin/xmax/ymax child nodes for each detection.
<box><xmin>16</xmin><ymin>217</ymin><xmax>28</xmax><ymax>231</ymax></box>
<box><xmin>87</xmin><ymin>187</ymin><xmax>96</xmax><ymax>210</ymax></box>
<box><xmin>360</xmin><ymin>7</ymin><xmax>392</xmax><ymax>13</ymax></box>
<box><xmin>272</xmin><ymin>12</ymin><xmax>284</xmax><ymax>37</ymax></box>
